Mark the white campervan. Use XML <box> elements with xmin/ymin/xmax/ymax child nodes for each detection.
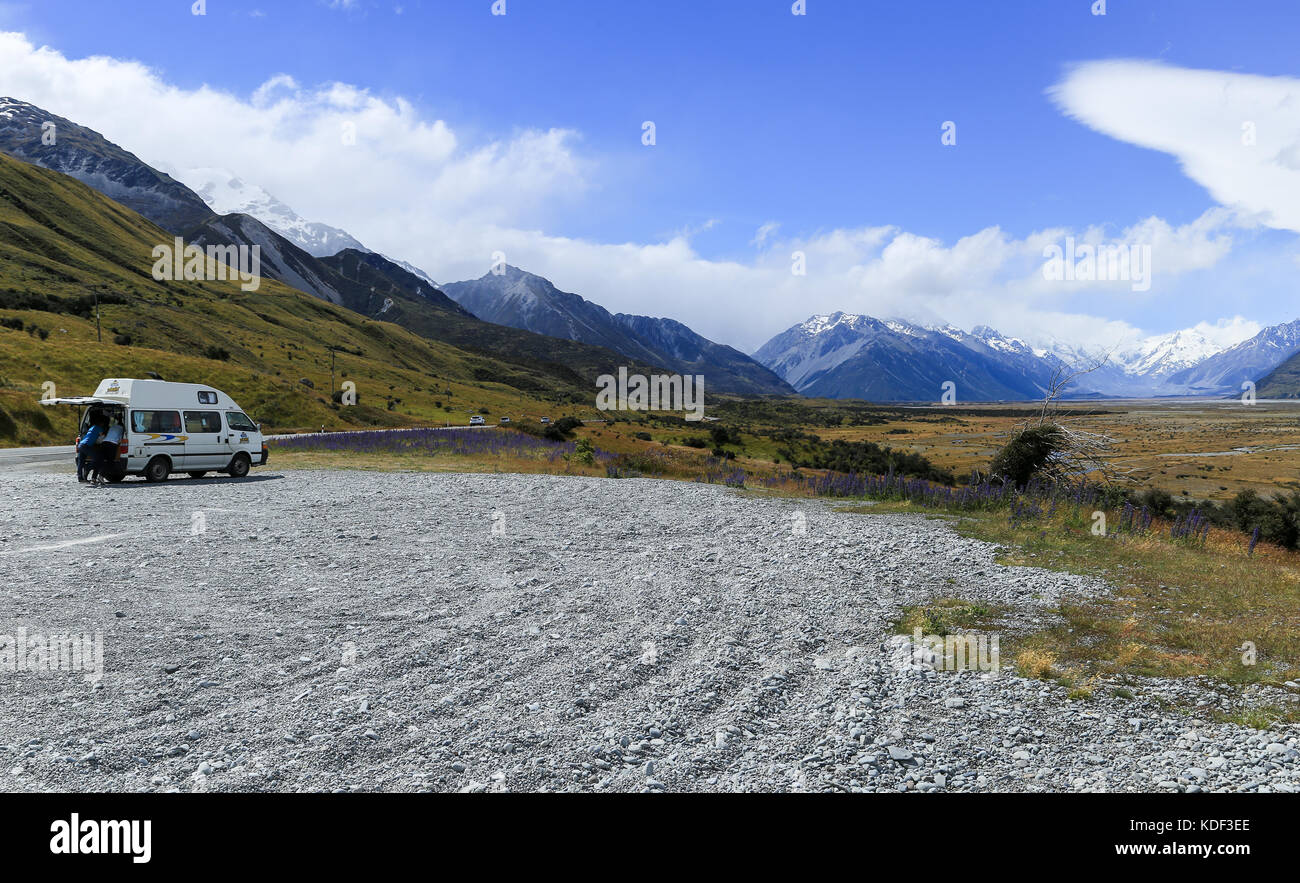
<box><xmin>42</xmin><ymin>378</ymin><xmax>268</xmax><ymax>482</ymax></box>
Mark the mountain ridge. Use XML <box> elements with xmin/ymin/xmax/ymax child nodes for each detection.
<box><xmin>442</xmin><ymin>266</ymin><xmax>793</xmax><ymax>396</ymax></box>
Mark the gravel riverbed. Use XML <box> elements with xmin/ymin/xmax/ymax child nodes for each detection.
<box><xmin>1</xmin><ymin>467</ymin><xmax>1296</xmax><ymax>793</ymax></box>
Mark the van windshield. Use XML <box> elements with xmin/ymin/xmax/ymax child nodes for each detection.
<box><xmin>226</xmin><ymin>412</ymin><xmax>257</xmax><ymax>432</ymax></box>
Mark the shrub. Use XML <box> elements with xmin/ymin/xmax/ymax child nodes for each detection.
<box><xmin>709</xmin><ymin>425</ymin><xmax>740</xmax><ymax>447</ymax></box>
<box><xmin>571</xmin><ymin>437</ymin><xmax>596</xmax><ymax>465</ymax></box>
<box><xmin>113</xmin><ymin>334</ymin><xmax>132</xmax><ymax>346</ymax></box>
<box><xmin>988</xmin><ymin>424</ymin><xmax>1067</xmax><ymax>488</ymax></box>
<box><xmin>204</xmin><ymin>346</ymin><xmax>231</xmax><ymax>361</ymax></box>
<box><xmin>809</xmin><ymin>438</ymin><xmax>953</xmax><ymax>484</ymax></box>
<box><xmin>544</xmin><ymin>416</ymin><xmax>582</xmax><ymax>441</ymax></box>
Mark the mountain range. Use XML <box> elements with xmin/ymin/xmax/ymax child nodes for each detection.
<box><xmin>0</xmin><ymin>97</ymin><xmax>783</xmax><ymax>397</ymax></box>
<box><xmin>753</xmin><ymin>314</ymin><xmax>1079</xmax><ymax>402</ymax></box>
<box><xmin>2</xmin><ymin>94</ymin><xmax>1296</xmax><ymax>405</ymax></box>
<box><xmin>441</xmin><ymin>267</ymin><xmax>793</xmax><ymax>396</ymax></box>
<box><xmin>753</xmin><ymin>312</ymin><xmax>1300</xmax><ymax>402</ymax></box>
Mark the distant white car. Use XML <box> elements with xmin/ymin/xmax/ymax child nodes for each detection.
<box><xmin>469</xmin><ymin>415</ymin><xmax>486</xmax><ymax>426</ymax></box>
<box><xmin>539</xmin><ymin>417</ymin><xmax>551</xmax><ymax>424</ymax></box>
<box><xmin>499</xmin><ymin>416</ymin><xmax>511</xmax><ymax>425</ymax></box>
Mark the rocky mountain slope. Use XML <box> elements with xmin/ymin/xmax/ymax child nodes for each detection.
<box><xmin>0</xmin><ymin>96</ymin><xmax>214</xmax><ymax>233</ymax></box>
<box><xmin>443</xmin><ymin>266</ymin><xmax>793</xmax><ymax>396</ymax></box>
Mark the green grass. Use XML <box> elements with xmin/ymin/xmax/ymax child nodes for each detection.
<box><xmin>1214</xmin><ymin>705</ymin><xmax>1300</xmax><ymax>729</ymax></box>
<box><xmin>0</xmin><ymin>151</ymin><xmax>600</xmax><ymax>445</ymax></box>
<box><xmin>893</xmin><ymin>598</ymin><xmax>1001</xmax><ymax>637</ymax></box>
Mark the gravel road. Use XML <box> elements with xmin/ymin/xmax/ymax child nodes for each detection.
<box><xmin>1</xmin><ymin>466</ymin><xmax>1297</xmax><ymax>793</ymax></box>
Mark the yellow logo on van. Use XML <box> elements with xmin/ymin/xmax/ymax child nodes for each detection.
<box><xmin>105</xmin><ymin>381</ymin><xmax>121</xmax><ymax>393</ymax></box>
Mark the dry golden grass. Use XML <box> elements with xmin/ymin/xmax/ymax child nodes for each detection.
<box><xmin>802</xmin><ymin>400</ymin><xmax>1300</xmax><ymax>501</ymax></box>
<box><xmin>859</xmin><ymin>501</ymin><xmax>1300</xmax><ymax>687</ymax></box>
<box><xmin>1016</xmin><ymin>648</ymin><xmax>1059</xmax><ymax>680</ymax></box>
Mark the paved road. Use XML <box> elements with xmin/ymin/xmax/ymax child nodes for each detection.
<box><xmin>0</xmin><ymin>421</ymin><xmax>545</xmax><ymax>468</ymax></box>
<box><xmin>0</xmin><ymin>444</ymin><xmax>73</xmax><ymax>468</ymax></box>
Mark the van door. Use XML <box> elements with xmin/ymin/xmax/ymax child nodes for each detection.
<box><xmin>182</xmin><ymin>410</ymin><xmax>229</xmax><ymax>470</ymax></box>
<box><xmin>224</xmin><ymin>411</ymin><xmax>261</xmax><ymax>463</ymax></box>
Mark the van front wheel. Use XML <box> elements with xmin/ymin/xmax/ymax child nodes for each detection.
<box><xmin>144</xmin><ymin>457</ymin><xmax>171</xmax><ymax>482</ymax></box>
<box><xmin>227</xmin><ymin>454</ymin><xmax>251</xmax><ymax>478</ymax></box>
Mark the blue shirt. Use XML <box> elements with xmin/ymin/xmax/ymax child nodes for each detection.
<box><xmin>79</xmin><ymin>425</ymin><xmax>104</xmax><ymax>449</ymax></box>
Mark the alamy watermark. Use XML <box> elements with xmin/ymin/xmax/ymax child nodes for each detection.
<box><xmin>1042</xmin><ymin>236</ymin><xmax>1151</xmax><ymax>292</ymax></box>
<box><xmin>151</xmin><ymin>237</ymin><xmax>262</xmax><ymax>292</ymax></box>
<box><xmin>0</xmin><ymin>628</ymin><xmax>104</xmax><ymax>683</ymax></box>
<box><xmin>596</xmin><ymin>367</ymin><xmax>704</xmax><ymax>421</ymax></box>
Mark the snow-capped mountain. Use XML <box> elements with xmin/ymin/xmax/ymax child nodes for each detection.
<box><xmin>753</xmin><ymin>312</ymin><xmax>1074</xmax><ymax>401</ymax></box>
<box><xmin>757</xmin><ymin>310</ymin><xmax>1300</xmax><ymax>401</ymax></box>
<box><xmin>180</xmin><ymin>167</ymin><xmax>367</xmax><ymax>258</ymax></box>
<box><xmin>1169</xmin><ymin>319</ymin><xmax>1300</xmax><ymax>393</ymax></box>
<box><xmin>1112</xmin><ymin>328</ymin><xmax>1226</xmax><ymax>378</ymax></box>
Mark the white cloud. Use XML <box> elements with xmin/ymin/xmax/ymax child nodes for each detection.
<box><xmin>0</xmin><ymin>31</ymin><xmax>585</xmax><ymax>235</ymax></box>
<box><xmin>1050</xmin><ymin>60</ymin><xmax>1300</xmax><ymax>235</ymax></box>
<box><xmin>0</xmin><ymin>33</ymin><xmax>1273</xmax><ymax>354</ymax></box>
<box><xmin>1188</xmin><ymin>316</ymin><xmax>1261</xmax><ymax>349</ymax></box>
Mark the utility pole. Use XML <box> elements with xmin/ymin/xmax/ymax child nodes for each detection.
<box><xmin>94</xmin><ymin>290</ymin><xmax>101</xmax><ymax>343</ymax></box>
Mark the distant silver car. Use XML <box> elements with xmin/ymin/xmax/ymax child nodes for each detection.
<box><xmin>539</xmin><ymin>417</ymin><xmax>551</xmax><ymax>424</ymax></box>
<box><xmin>499</xmin><ymin>416</ymin><xmax>511</xmax><ymax>424</ymax></box>
<box><xmin>469</xmin><ymin>415</ymin><xmax>486</xmax><ymax>426</ymax></box>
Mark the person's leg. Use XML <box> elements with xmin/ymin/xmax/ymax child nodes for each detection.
<box><xmin>76</xmin><ymin>449</ymin><xmax>86</xmax><ymax>481</ymax></box>
<box><xmin>99</xmin><ymin>442</ymin><xmax>116</xmax><ymax>483</ymax></box>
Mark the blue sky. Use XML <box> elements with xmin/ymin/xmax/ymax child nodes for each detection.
<box><xmin>2</xmin><ymin>0</ymin><xmax>1299</xmax><ymax>352</ymax></box>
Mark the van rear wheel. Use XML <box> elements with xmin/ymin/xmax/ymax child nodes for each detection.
<box><xmin>187</xmin><ymin>471</ymin><xmax>207</xmax><ymax>479</ymax></box>
<box><xmin>144</xmin><ymin>457</ymin><xmax>171</xmax><ymax>482</ymax></box>
<box><xmin>227</xmin><ymin>454</ymin><xmax>251</xmax><ymax>478</ymax></box>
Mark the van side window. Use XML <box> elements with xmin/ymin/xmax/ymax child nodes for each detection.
<box><xmin>131</xmin><ymin>410</ymin><xmax>182</xmax><ymax>434</ymax></box>
<box><xmin>184</xmin><ymin>411</ymin><xmax>223</xmax><ymax>434</ymax></box>
<box><xmin>197</xmin><ymin>391</ymin><xmax>218</xmax><ymax>404</ymax></box>
<box><xmin>226</xmin><ymin>412</ymin><xmax>258</xmax><ymax>432</ymax></box>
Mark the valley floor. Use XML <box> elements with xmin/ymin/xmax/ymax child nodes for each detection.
<box><xmin>0</xmin><ymin>466</ymin><xmax>1296</xmax><ymax>793</ymax></box>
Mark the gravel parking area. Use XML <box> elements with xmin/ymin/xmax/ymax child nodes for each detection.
<box><xmin>1</xmin><ymin>466</ymin><xmax>1297</xmax><ymax>792</ymax></box>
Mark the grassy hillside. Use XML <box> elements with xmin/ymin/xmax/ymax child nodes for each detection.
<box><xmin>1257</xmin><ymin>349</ymin><xmax>1300</xmax><ymax>398</ymax></box>
<box><xmin>0</xmin><ymin>152</ymin><xmax>598</xmax><ymax>445</ymax></box>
